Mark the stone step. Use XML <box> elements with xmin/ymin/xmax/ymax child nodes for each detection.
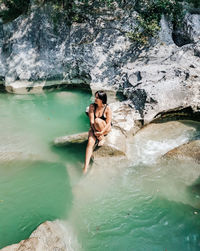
<box><xmin>54</xmin><ymin>132</ymin><xmax>88</xmax><ymax>146</ymax></box>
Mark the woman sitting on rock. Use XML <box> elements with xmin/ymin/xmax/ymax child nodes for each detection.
<box><xmin>83</xmin><ymin>90</ymin><xmax>112</xmax><ymax>173</ymax></box>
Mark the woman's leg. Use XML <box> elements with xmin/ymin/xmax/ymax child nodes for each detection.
<box><xmin>83</xmin><ymin>129</ymin><xmax>96</xmax><ymax>173</ymax></box>
<box><xmin>94</xmin><ymin>118</ymin><xmax>111</xmax><ymax>146</ymax></box>
<box><xmin>94</xmin><ymin>118</ymin><xmax>106</xmax><ymax>133</ymax></box>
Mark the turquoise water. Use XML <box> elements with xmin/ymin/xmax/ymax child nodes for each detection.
<box><xmin>0</xmin><ymin>90</ymin><xmax>200</xmax><ymax>250</ymax></box>
<box><xmin>0</xmin><ymin>89</ymin><xmax>91</xmax><ymax>248</ymax></box>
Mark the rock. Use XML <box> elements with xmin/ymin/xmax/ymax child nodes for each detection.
<box><xmin>163</xmin><ymin>140</ymin><xmax>200</xmax><ymax>163</ymax></box>
<box><xmin>0</xmin><ymin>2</ymin><xmax>137</xmax><ymax>91</ymax></box>
<box><xmin>4</xmin><ymin>79</ymin><xmax>90</xmax><ymax>94</ymax></box>
<box><xmin>54</xmin><ymin>132</ymin><xmax>88</xmax><ymax>146</ymax></box>
<box><xmin>159</xmin><ymin>15</ymin><xmax>174</xmax><ymax>45</ymax></box>
<box><xmin>184</xmin><ymin>13</ymin><xmax>200</xmax><ymax>43</ymax></box>
<box><xmin>1</xmin><ymin>220</ymin><xmax>79</xmax><ymax>251</ymax></box>
<box><xmin>120</xmin><ymin>42</ymin><xmax>200</xmax><ymax>123</ymax></box>
<box><xmin>0</xmin><ymin>4</ymin><xmax>199</xmax><ymax>122</ymax></box>
<box><xmin>92</xmin><ymin>127</ymin><xmax>127</xmax><ymax>160</ymax></box>
<box><xmin>109</xmin><ymin>101</ymin><xmax>142</xmax><ymax>135</ymax></box>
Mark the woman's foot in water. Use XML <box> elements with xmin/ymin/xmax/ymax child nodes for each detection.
<box><xmin>83</xmin><ymin>167</ymin><xmax>87</xmax><ymax>174</ymax></box>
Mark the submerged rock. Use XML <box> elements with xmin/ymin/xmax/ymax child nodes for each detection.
<box><xmin>163</xmin><ymin>140</ymin><xmax>200</xmax><ymax>163</ymax></box>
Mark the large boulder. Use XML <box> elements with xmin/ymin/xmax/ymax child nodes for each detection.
<box><xmin>120</xmin><ymin>40</ymin><xmax>200</xmax><ymax>123</ymax></box>
<box><xmin>163</xmin><ymin>140</ymin><xmax>200</xmax><ymax>163</ymax></box>
<box><xmin>0</xmin><ymin>3</ymin><xmax>138</xmax><ymax>93</ymax></box>
<box><xmin>1</xmin><ymin>220</ymin><xmax>79</xmax><ymax>251</ymax></box>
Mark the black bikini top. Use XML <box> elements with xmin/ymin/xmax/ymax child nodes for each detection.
<box><xmin>93</xmin><ymin>103</ymin><xmax>108</xmax><ymax>121</ymax></box>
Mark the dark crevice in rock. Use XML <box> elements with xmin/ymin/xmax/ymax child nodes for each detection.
<box><xmin>172</xmin><ymin>31</ymin><xmax>193</xmax><ymax>47</ymax></box>
<box><xmin>43</xmin><ymin>83</ymin><xmax>91</xmax><ymax>92</ymax></box>
<box><xmin>130</xmin><ymin>89</ymin><xmax>147</xmax><ymax>118</ymax></box>
<box><xmin>0</xmin><ymin>83</ymin><xmax>6</xmax><ymax>93</ymax></box>
<box><xmin>153</xmin><ymin>107</ymin><xmax>200</xmax><ymax>123</ymax></box>
<box><xmin>116</xmin><ymin>90</ymin><xmax>127</xmax><ymax>102</ymax></box>
<box><xmin>26</xmin><ymin>86</ymin><xmax>34</xmax><ymax>92</ymax></box>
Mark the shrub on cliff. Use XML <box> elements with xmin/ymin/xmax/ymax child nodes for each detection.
<box><xmin>0</xmin><ymin>0</ymin><xmax>30</xmax><ymax>22</ymax></box>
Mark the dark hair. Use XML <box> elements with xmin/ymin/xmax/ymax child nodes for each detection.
<box><xmin>95</xmin><ymin>90</ymin><xmax>107</xmax><ymax>104</ymax></box>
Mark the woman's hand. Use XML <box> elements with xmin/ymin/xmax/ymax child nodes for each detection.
<box><xmin>94</xmin><ymin>131</ymin><xmax>103</xmax><ymax>137</ymax></box>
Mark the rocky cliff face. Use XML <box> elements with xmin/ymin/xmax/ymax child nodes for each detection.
<box><xmin>0</xmin><ymin>1</ymin><xmax>199</xmax><ymax>122</ymax></box>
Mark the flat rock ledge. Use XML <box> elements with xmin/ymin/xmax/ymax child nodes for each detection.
<box><xmin>5</xmin><ymin>80</ymin><xmax>90</xmax><ymax>94</ymax></box>
<box><xmin>163</xmin><ymin>140</ymin><xmax>200</xmax><ymax>163</ymax></box>
<box><xmin>1</xmin><ymin>220</ymin><xmax>74</xmax><ymax>251</ymax></box>
<box><xmin>54</xmin><ymin>132</ymin><xmax>88</xmax><ymax>146</ymax></box>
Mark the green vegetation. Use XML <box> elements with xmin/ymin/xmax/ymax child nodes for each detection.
<box><xmin>0</xmin><ymin>0</ymin><xmax>115</xmax><ymax>23</ymax></box>
<box><xmin>0</xmin><ymin>0</ymin><xmax>30</xmax><ymax>23</ymax></box>
<box><xmin>184</xmin><ymin>0</ymin><xmax>200</xmax><ymax>8</ymax></box>
<box><xmin>0</xmin><ymin>0</ymin><xmax>199</xmax><ymax>44</ymax></box>
<box><xmin>127</xmin><ymin>0</ymin><xmax>184</xmax><ymax>46</ymax></box>
<box><xmin>127</xmin><ymin>0</ymin><xmax>200</xmax><ymax>45</ymax></box>
<box><xmin>127</xmin><ymin>15</ymin><xmax>160</xmax><ymax>45</ymax></box>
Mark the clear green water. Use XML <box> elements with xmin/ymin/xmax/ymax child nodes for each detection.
<box><xmin>0</xmin><ymin>90</ymin><xmax>200</xmax><ymax>250</ymax></box>
<box><xmin>0</xmin><ymin>89</ymin><xmax>91</xmax><ymax>248</ymax></box>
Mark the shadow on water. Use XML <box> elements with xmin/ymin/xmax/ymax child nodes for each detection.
<box><xmin>188</xmin><ymin>176</ymin><xmax>200</xmax><ymax>209</ymax></box>
<box><xmin>51</xmin><ymin>142</ymin><xmax>87</xmax><ymax>164</ymax></box>
<box><xmin>0</xmin><ymin>160</ymin><xmax>73</xmax><ymax>249</ymax></box>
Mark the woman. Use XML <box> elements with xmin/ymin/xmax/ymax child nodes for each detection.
<box><xmin>83</xmin><ymin>91</ymin><xmax>112</xmax><ymax>173</ymax></box>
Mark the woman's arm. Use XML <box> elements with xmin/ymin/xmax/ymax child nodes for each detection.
<box><xmin>102</xmin><ymin>106</ymin><xmax>112</xmax><ymax>133</ymax></box>
<box><xmin>88</xmin><ymin>104</ymin><xmax>96</xmax><ymax>132</ymax></box>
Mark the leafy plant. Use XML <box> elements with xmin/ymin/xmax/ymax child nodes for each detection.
<box><xmin>0</xmin><ymin>0</ymin><xmax>30</xmax><ymax>22</ymax></box>
<box><xmin>127</xmin><ymin>0</ymin><xmax>184</xmax><ymax>45</ymax></box>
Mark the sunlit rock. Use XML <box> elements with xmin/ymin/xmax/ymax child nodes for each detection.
<box><xmin>121</xmin><ymin>41</ymin><xmax>200</xmax><ymax>123</ymax></box>
<box><xmin>110</xmin><ymin>101</ymin><xmax>142</xmax><ymax>135</ymax></box>
<box><xmin>184</xmin><ymin>14</ymin><xmax>200</xmax><ymax>43</ymax></box>
<box><xmin>92</xmin><ymin>127</ymin><xmax>127</xmax><ymax>160</ymax></box>
<box><xmin>159</xmin><ymin>15</ymin><xmax>174</xmax><ymax>45</ymax></box>
<box><xmin>1</xmin><ymin>220</ymin><xmax>79</xmax><ymax>251</ymax></box>
<box><xmin>163</xmin><ymin>140</ymin><xmax>200</xmax><ymax>163</ymax></box>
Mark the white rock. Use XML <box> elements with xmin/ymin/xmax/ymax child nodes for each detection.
<box><xmin>1</xmin><ymin>220</ymin><xmax>80</xmax><ymax>251</ymax></box>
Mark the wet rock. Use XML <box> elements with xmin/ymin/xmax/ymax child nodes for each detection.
<box><xmin>163</xmin><ymin>140</ymin><xmax>200</xmax><ymax>163</ymax></box>
<box><xmin>54</xmin><ymin>132</ymin><xmax>88</xmax><ymax>146</ymax></box>
<box><xmin>109</xmin><ymin>101</ymin><xmax>142</xmax><ymax>135</ymax></box>
<box><xmin>1</xmin><ymin>220</ymin><xmax>73</xmax><ymax>251</ymax></box>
